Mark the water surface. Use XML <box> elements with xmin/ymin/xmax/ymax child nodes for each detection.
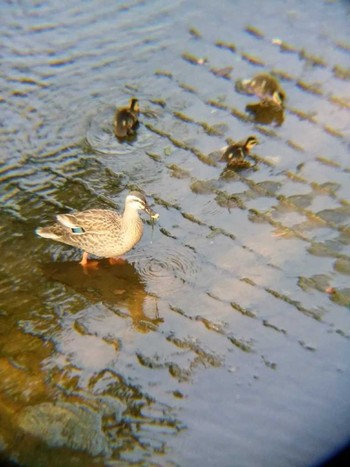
<box><xmin>1</xmin><ymin>0</ymin><xmax>350</xmax><ymax>465</ymax></box>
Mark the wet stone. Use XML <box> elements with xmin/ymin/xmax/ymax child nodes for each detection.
<box><xmin>332</xmin><ymin>65</ymin><xmax>350</xmax><ymax>81</ymax></box>
<box><xmin>334</xmin><ymin>258</ymin><xmax>350</xmax><ymax>275</ymax></box>
<box><xmin>298</xmin><ymin>274</ymin><xmax>331</xmax><ymax>292</ymax></box>
<box><xmin>190</xmin><ymin>179</ymin><xmax>219</xmax><ymax>194</ymax></box>
<box><xmin>168</xmin><ymin>164</ymin><xmax>191</xmax><ymax>179</ymax></box>
<box><xmin>329</xmin><ymin>288</ymin><xmax>350</xmax><ymax>308</ymax></box>
<box><xmin>17</xmin><ymin>401</ymin><xmax>110</xmax><ymax>457</ymax></box>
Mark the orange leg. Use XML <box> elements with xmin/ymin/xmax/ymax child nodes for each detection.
<box><xmin>79</xmin><ymin>251</ymin><xmax>99</xmax><ymax>269</ymax></box>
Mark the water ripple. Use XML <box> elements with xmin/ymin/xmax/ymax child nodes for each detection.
<box><xmin>86</xmin><ymin>105</ymin><xmax>155</xmax><ymax>155</ymax></box>
<box><xmin>131</xmin><ymin>243</ymin><xmax>199</xmax><ymax>296</ymax></box>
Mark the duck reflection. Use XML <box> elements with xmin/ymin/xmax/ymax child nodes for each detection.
<box><xmin>245</xmin><ymin>99</ymin><xmax>285</xmax><ymax>126</ymax></box>
<box><xmin>220</xmin><ymin>158</ymin><xmax>256</xmax><ymax>177</ymax></box>
<box><xmin>42</xmin><ymin>259</ymin><xmax>163</xmax><ymax>333</ymax></box>
<box><xmin>235</xmin><ymin>72</ymin><xmax>286</xmax><ymax>126</ymax></box>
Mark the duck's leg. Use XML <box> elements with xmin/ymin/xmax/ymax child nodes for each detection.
<box><xmin>79</xmin><ymin>251</ymin><xmax>99</xmax><ymax>269</ymax></box>
<box><xmin>79</xmin><ymin>251</ymin><xmax>89</xmax><ymax>266</ymax></box>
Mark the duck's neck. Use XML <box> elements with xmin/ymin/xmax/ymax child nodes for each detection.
<box><xmin>123</xmin><ymin>206</ymin><xmax>141</xmax><ymax>224</ymax></box>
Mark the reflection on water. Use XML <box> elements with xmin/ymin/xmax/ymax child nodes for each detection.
<box><xmin>0</xmin><ymin>258</ymin><xmax>180</xmax><ymax>466</ymax></box>
<box><xmin>1</xmin><ymin>0</ymin><xmax>350</xmax><ymax>465</ymax></box>
<box><xmin>42</xmin><ymin>259</ymin><xmax>163</xmax><ymax>333</ymax></box>
<box><xmin>246</xmin><ymin>100</ymin><xmax>285</xmax><ymax>126</ymax></box>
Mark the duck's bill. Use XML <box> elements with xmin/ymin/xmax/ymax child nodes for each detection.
<box><xmin>144</xmin><ymin>205</ymin><xmax>159</xmax><ymax>220</ymax></box>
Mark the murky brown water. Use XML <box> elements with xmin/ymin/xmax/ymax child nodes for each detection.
<box><xmin>1</xmin><ymin>0</ymin><xmax>350</xmax><ymax>465</ymax></box>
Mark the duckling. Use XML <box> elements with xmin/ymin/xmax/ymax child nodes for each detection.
<box><xmin>114</xmin><ymin>97</ymin><xmax>140</xmax><ymax>139</ymax></box>
<box><xmin>220</xmin><ymin>136</ymin><xmax>258</xmax><ymax>164</ymax></box>
<box><xmin>36</xmin><ymin>191</ymin><xmax>159</xmax><ymax>267</ymax></box>
<box><xmin>237</xmin><ymin>73</ymin><xmax>285</xmax><ymax>105</ymax></box>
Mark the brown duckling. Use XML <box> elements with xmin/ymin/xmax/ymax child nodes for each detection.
<box><xmin>220</xmin><ymin>136</ymin><xmax>258</xmax><ymax>164</ymax></box>
<box><xmin>236</xmin><ymin>73</ymin><xmax>285</xmax><ymax>106</ymax></box>
<box><xmin>114</xmin><ymin>97</ymin><xmax>140</xmax><ymax>139</ymax></box>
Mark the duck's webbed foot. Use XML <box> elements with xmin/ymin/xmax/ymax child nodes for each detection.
<box><xmin>79</xmin><ymin>251</ymin><xmax>99</xmax><ymax>269</ymax></box>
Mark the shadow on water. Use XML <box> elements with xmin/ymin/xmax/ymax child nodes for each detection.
<box><xmin>41</xmin><ymin>259</ymin><xmax>164</xmax><ymax>333</ymax></box>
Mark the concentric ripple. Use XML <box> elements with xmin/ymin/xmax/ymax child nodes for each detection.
<box><xmin>130</xmin><ymin>243</ymin><xmax>199</xmax><ymax>296</ymax></box>
<box><xmin>86</xmin><ymin>105</ymin><xmax>155</xmax><ymax>155</ymax></box>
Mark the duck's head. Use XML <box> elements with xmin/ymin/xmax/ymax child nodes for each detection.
<box><xmin>129</xmin><ymin>97</ymin><xmax>140</xmax><ymax>114</ymax></box>
<box><xmin>244</xmin><ymin>136</ymin><xmax>259</xmax><ymax>151</ymax></box>
<box><xmin>272</xmin><ymin>91</ymin><xmax>284</xmax><ymax>106</ymax></box>
<box><xmin>126</xmin><ymin>191</ymin><xmax>159</xmax><ymax>219</ymax></box>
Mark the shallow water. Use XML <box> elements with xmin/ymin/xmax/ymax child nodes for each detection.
<box><xmin>1</xmin><ymin>0</ymin><xmax>350</xmax><ymax>465</ymax></box>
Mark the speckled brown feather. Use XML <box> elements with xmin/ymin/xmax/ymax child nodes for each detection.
<box><xmin>36</xmin><ymin>192</ymin><xmax>156</xmax><ymax>259</ymax></box>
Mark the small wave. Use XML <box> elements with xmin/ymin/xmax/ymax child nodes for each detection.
<box><xmin>130</xmin><ymin>243</ymin><xmax>199</xmax><ymax>296</ymax></box>
<box><xmin>86</xmin><ymin>106</ymin><xmax>154</xmax><ymax>155</ymax></box>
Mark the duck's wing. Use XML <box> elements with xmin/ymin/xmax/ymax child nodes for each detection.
<box><xmin>57</xmin><ymin>209</ymin><xmax>121</xmax><ymax>235</ymax></box>
<box><xmin>220</xmin><ymin>144</ymin><xmax>234</xmax><ymax>161</ymax></box>
<box><xmin>221</xmin><ymin>144</ymin><xmax>244</xmax><ymax>161</ymax></box>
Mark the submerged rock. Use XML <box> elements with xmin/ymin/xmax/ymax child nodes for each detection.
<box><xmin>17</xmin><ymin>401</ymin><xmax>110</xmax><ymax>457</ymax></box>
